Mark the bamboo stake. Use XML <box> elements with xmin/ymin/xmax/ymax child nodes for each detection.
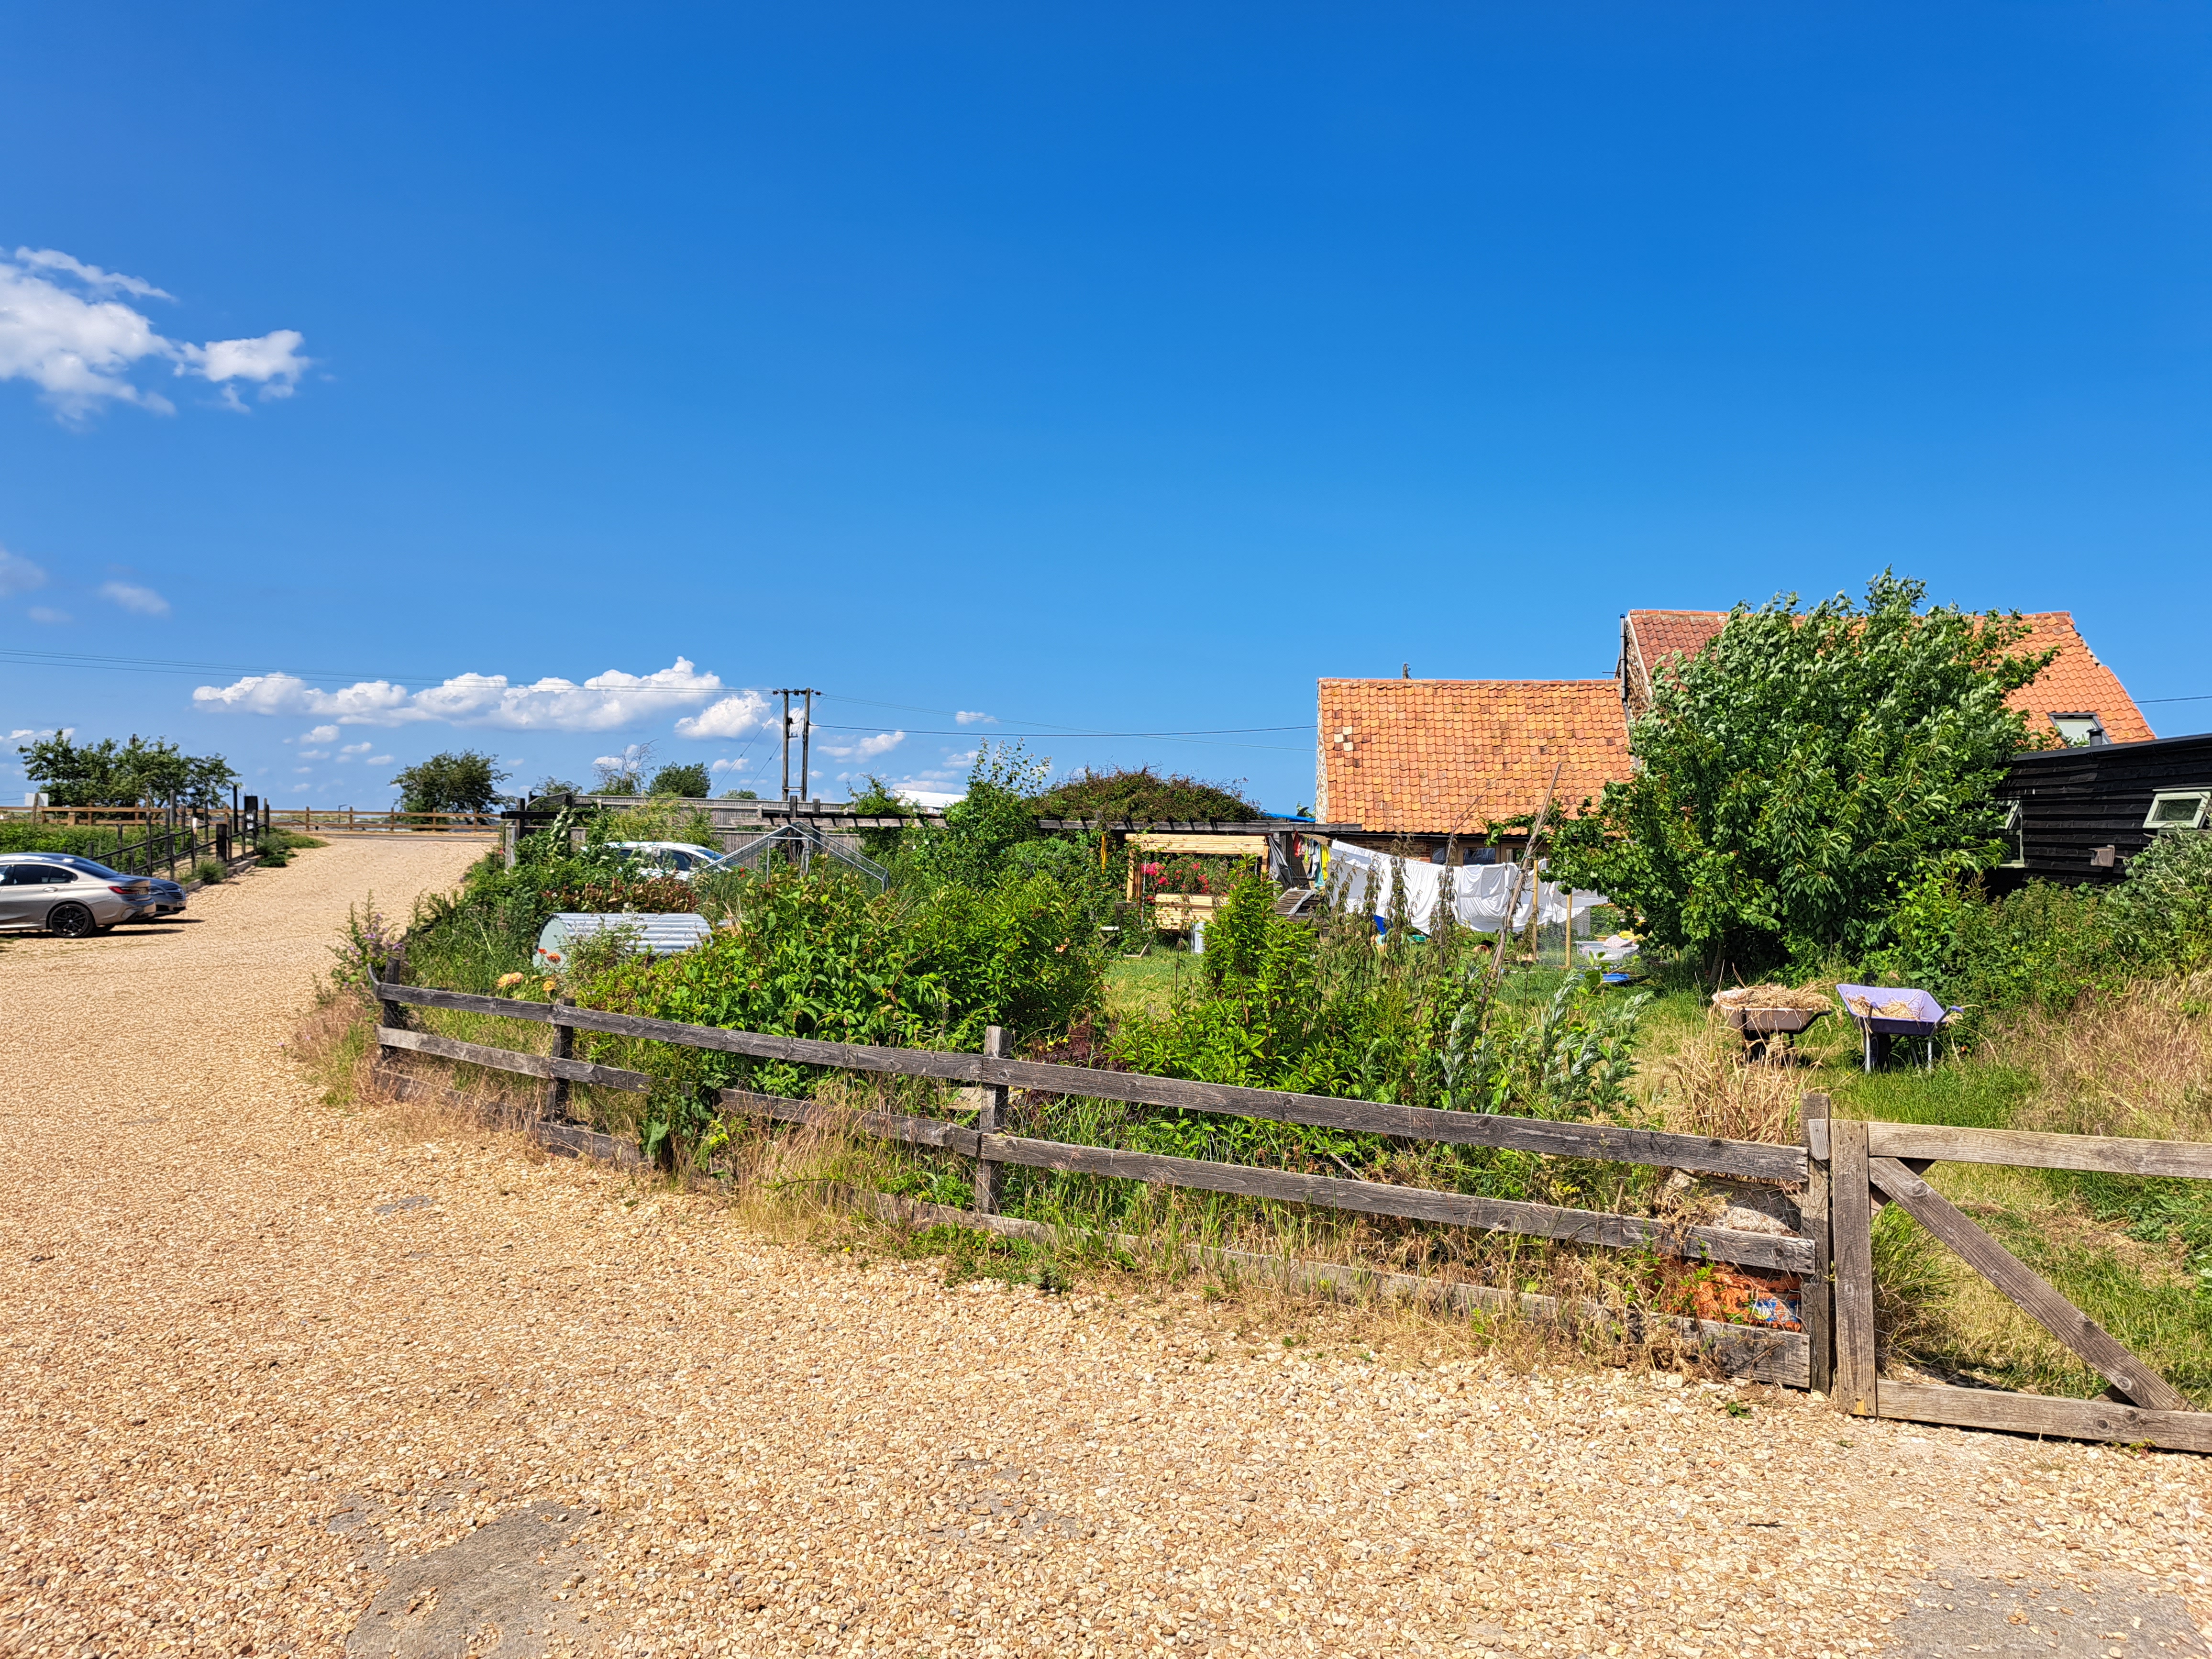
<box><xmin>1491</xmin><ymin>759</ymin><xmax>1564</xmax><ymax>985</ymax></box>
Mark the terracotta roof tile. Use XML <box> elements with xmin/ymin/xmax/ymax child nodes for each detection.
<box><xmin>1316</xmin><ymin>679</ymin><xmax>1630</xmax><ymax>834</ymax></box>
<box><xmin>1620</xmin><ymin>608</ymin><xmax>2152</xmax><ymax>744</ymax></box>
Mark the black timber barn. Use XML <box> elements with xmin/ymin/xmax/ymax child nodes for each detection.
<box><xmin>1992</xmin><ymin>731</ymin><xmax>2212</xmax><ymax>888</ymax></box>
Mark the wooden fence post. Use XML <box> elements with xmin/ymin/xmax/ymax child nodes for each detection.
<box><xmin>1800</xmin><ymin>1091</ymin><xmax>1833</xmax><ymax>1394</ymax></box>
<box><xmin>975</xmin><ymin>1025</ymin><xmax>1009</xmax><ymax>1214</ymax></box>
<box><xmin>1829</xmin><ymin>1117</ymin><xmax>1878</xmax><ymax>1416</ymax></box>
<box><xmin>545</xmin><ymin>995</ymin><xmax>573</xmax><ymax>1120</ymax></box>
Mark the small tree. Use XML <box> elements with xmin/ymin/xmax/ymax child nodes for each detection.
<box><xmin>20</xmin><ymin>733</ymin><xmax>235</xmax><ymax>808</ymax></box>
<box><xmin>648</xmin><ymin>762</ymin><xmax>712</xmax><ymax>798</ymax></box>
<box><xmin>1551</xmin><ymin>573</ymin><xmax>2052</xmax><ymax>976</ymax></box>
<box><xmin>391</xmin><ymin>751</ymin><xmax>509</xmax><ymax>816</ymax></box>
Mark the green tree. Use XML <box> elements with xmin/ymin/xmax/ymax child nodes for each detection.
<box><xmin>19</xmin><ymin>733</ymin><xmax>235</xmax><ymax>808</ymax></box>
<box><xmin>648</xmin><ymin>762</ymin><xmax>712</xmax><ymax>798</ymax></box>
<box><xmin>391</xmin><ymin>750</ymin><xmax>510</xmax><ymax>815</ymax></box>
<box><xmin>1550</xmin><ymin>573</ymin><xmax>2052</xmax><ymax>976</ymax></box>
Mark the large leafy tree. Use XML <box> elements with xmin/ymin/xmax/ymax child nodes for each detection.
<box><xmin>391</xmin><ymin>750</ymin><xmax>509</xmax><ymax>815</ymax></box>
<box><xmin>1552</xmin><ymin>574</ymin><xmax>2051</xmax><ymax>975</ymax></box>
<box><xmin>19</xmin><ymin>733</ymin><xmax>236</xmax><ymax>808</ymax></box>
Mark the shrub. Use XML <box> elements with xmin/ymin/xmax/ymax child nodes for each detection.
<box><xmin>1553</xmin><ymin>572</ymin><xmax>2051</xmax><ymax>978</ymax></box>
<box><xmin>191</xmin><ymin>859</ymin><xmax>227</xmax><ymax>885</ymax></box>
<box><xmin>0</xmin><ymin>824</ymin><xmax>135</xmax><ymax>858</ymax></box>
<box><xmin>391</xmin><ymin>751</ymin><xmax>509</xmax><ymax>815</ymax></box>
<box><xmin>1030</xmin><ymin>765</ymin><xmax>1258</xmax><ymax>824</ymax></box>
<box><xmin>649</xmin><ymin>762</ymin><xmax>712</xmax><ymax>798</ymax></box>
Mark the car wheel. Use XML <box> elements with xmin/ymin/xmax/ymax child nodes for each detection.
<box><xmin>48</xmin><ymin>903</ymin><xmax>99</xmax><ymax>939</ymax></box>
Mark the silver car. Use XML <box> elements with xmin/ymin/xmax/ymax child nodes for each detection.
<box><xmin>0</xmin><ymin>858</ymin><xmax>154</xmax><ymax>936</ymax></box>
<box><xmin>3</xmin><ymin>851</ymin><xmax>187</xmax><ymax>919</ymax></box>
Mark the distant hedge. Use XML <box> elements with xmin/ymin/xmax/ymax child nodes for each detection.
<box><xmin>1029</xmin><ymin>765</ymin><xmax>1258</xmax><ymax>823</ymax></box>
<box><xmin>0</xmin><ymin>824</ymin><xmax>135</xmax><ymax>858</ymax></box>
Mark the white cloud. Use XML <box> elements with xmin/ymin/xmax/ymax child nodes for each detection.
<box><xmin>0</xmin><ymin>246</ymin><xmax>310</xmax><ymax>421</ymax></box>
<box><xmin>299</xmin><ymin>749</ymin><xmax>330</xmax><ymax>760</ymax></box>
<box><xmin>338</xmin><ymin>741</ymin><xmax>373</xmax><ymax>758</ymax></box>
<box><xmin>817</xmin><ymin>729</ymin><xmax>906</xmax><ymax>762</ymax></box>
<box><xmin>192</xmin><ymin>657</ymin><xmax>725</xmax><ymax>731</ymax></box>
<box><xmin>709</xmin><ymin>757</ymin><xmax>752</xmax><ymax>773</ymax></box>
<box><xmin>366</xmin><ymin>754</ymin><xmax>393</xmax><ymax>766</ymax></box>
<box><xmin>955</xmin><ymin>710</ymin><xmax>996</xmax><ymax>725</ymax></box>
<box><xmin>8</xmin><ymin>728</ymin><xmax>37</xmax><ymax>740</ymax></box>
<box><xmin>674</xmin><ymin>690</ymin><xmax>771</xmax><ymax>740</ymax></box>
<box><xmin>27</xmin><ymin>606</ymin><xmax>68</xmax><ymax>625</ymax></box>
<box><xmin>298</xmin><ymin>725</ymin><xmax>339</xmax><ymax>743</ymax></box>
<box><xmin>0</xmin><ymin>546</ymin><xmax>47</xmax><ymax>596</ymax></box>
<box><xmin>99</xmin><ymin>580</ymin><xmax>170</xmax><ymax>616</ymax></box>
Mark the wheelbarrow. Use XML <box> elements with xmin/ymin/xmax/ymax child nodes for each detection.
<box><xmin>1711</xmin><ymin>988</ymin><xmax>1832</xmax><ymax>1064</ymax></box>
<box><xmin>1835</xmin><ymin>983</ymin><xmax>1961</xmax><ymax>1072</ymax></box>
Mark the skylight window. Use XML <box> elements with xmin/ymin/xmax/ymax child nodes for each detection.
<box><xmin>2050</xmin><ymin>712</ymin><xmax>2106</xmax><ymax>747</ymax></box>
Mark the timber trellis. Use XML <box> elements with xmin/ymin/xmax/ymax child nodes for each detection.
<box><xmin>369</xmin><ymin>977</ymin><xmax>2212</xmax><ymax>1448</ymax></box>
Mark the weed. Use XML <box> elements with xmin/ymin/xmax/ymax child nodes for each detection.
<box><xmin>190</xmin><ymin>859</ymin><xmax>226</xmax><ymax>885</ymax></box>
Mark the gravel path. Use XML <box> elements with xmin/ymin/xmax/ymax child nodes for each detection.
<box><xmin>2</xmin><ymin>835</ymin><xmax>2208</xmax><ymax>1659</ymax></box>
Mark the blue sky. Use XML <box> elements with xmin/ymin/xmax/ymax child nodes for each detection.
<box><xmin>3</xmin><ymin>3</ymin><xmax>2207</xmax><ymax>811</ymax></box>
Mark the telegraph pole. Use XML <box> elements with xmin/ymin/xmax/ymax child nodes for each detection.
<box><xmin>799</xmin><ymin>688</ymin><xmax>817</xmax><ymax>803</ymax></box>
<box><xmin>772</xmin><ymin>687</ymin><xmax>823</xmax><ymax>805</ymax></box>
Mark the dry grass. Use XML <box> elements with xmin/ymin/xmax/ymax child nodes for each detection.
<box><xmin>1645</xmin><ymin>1020</ymin><xmax>1803</xmax><ymax>1144</ymax></box>
<box><xmin>1998</xmin><ymin>969</ymin><xmax>2212</xmax><ymax>1141</ymax></box>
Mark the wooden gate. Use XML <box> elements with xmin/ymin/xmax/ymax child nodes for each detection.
<box><xmin>1803</xmin><ymin>1092</ymin><xmax>2212</xmax><ymax>1452</ymax></box>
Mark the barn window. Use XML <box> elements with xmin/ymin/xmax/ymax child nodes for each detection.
<box><xmin>2144</xmin><ymin>790</ymin><xmax>2211</xmax><ymax>832</ymax></box>
<box><xmin>1997</xmin><ymin>799</ymin><xmax>2026</xmax><ymax>867</ymax></box>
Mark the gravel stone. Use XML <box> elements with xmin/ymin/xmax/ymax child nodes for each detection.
<box><xmin>1</xmin><ymin>836</ymin><xmax>2207</xmax><ymax>1657</ymax></box>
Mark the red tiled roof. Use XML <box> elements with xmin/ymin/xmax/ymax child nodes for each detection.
<box><xmin>1316</xmin><ymin>679</ymin><xmax>1630</xmax><ymax>836</ymax></box>
<box><xmin>2010</xmin><ymin>613</ymin><xmax>2156</xmax><ymax>743</ymax></box>
<box><xmin>1621</xmin><ymin>610</ymin><xmax>1727</xmax><ymax>711</ymax></box>
<box><xmin>1620</xmin><ymin>608</ymin><xmax>2153</xmax><ymax>744</ymax></box>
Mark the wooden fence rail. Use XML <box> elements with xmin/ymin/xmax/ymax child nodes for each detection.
<box><xmin>369</xmin><ymin>980</ymin><xmax>1807</xmax><ymax>1182</ymax></box>
<box><xmin>371</xmin><ymin>973</ymin><xmax>2212</xmax><ymax>1447</ymax></box>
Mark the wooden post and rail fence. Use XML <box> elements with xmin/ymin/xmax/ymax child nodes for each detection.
<box><xmin>367</xmin><ymin>975</ymin><xmax>2212</xmax><ymax>1452</ymax></box>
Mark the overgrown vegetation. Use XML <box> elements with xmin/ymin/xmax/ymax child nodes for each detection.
<box><xmin>345</xmin><ymin>678</ymin><xmax>2212</xmax><ymax>1404</ymax></box>
<box><xmin>1554</xmin><ymin>573</ymin><xmax>2050</xmax><ymax>979</ymax></box>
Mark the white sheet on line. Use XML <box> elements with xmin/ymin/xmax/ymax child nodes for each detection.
<box><xmin>1321</xmin><ymin>841</ymin><xmax>1607</xmax><ymax>933</ymax></box>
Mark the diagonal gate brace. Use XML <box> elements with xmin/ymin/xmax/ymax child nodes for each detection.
<box><xmin>1868</xmin><ymin>1155</ymin><xmax>2192</xmax><ymax>1413</ymax></box>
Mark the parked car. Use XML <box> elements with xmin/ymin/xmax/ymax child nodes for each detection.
<box><xmin>0</xmin><ymin>859</ymin><xmax>155</xmax><ymax>936</ymax></box>
<box><xmin>0</xmin><ymin>852</ymin><xmax>185</xmax><ymax>918</ymax></box>
<box><xmin>605</xmin><ymin>841</ymin><xmax>727</xmax><ymax>878</ymax></box>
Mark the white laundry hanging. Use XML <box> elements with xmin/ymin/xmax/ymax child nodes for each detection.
<box><xmin>1322</xmin><ymin>841</ymin><xmax>1606</xmax><ymax>934</ymax></box>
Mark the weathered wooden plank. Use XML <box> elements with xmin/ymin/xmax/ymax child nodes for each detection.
<box><xmin>1865</xmin><ymin>1122</ymin><xmax>2212</xmax><ymax>1180</ymax></box>
<box><xmin>719</xmin><ymin>1089</ymin><xmax>981</xmax><ymax>1155</ymax></box>
<box><xmin>531</xmin><ymin>1119</ymin><xmax>645</xmax><ymax>1167</ymax></box>
<box><xmin>1830</xmin><ymin>1119</ymin><xmax>1877</xmax><ymax>1416</ymax></box>
<box><xmin>1868</xmin><ymin>1155</ymin><xmax>2191</xmax><ymax>1412</ymax></box>
<box><xmin>1800</xmin><ymin>1092</ymin><xmax>1833</xmax><ymax>1396</ymax></box>
<box><xmin>372</xmin><ymin>979</ymin><xmax>1805</xmax><ymax>1180</ymax></box>
<box><xmin>837</xmin><ymin>1185</ymin><xmax>1811</xmax><ymax>1386</ymax></box>
<box><xmin>976</xmin><ymin>1025</ymin><xmax>1009</xmax><ymax>1214</ymax></box>
<box><xmin>976</xmin><ymin>1056</ymin><xmax>1808</xmax><ymax>1181</ymax></box>
<box><xmin>976</xmin><ymin>1134</ymin><xmax>1812</xmax><ymax>1271</ymax></box>
<box><xmin>1877</xmin><ymin>1382</ymin><xmax>2212</xmax><ymax>1453</ymax></box>
<box><xmin>376</xmin><ymin>1027</ymin><xmax>651</xmax><ymax>1093</ymax></box>
<box><xmin>374</xmin><ymin>980</ymin><xmax>562</xmax><ymax>1023</ymax></box>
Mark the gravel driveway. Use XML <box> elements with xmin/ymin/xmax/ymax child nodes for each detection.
<box><xmin>1</xmin><ymin>835</ymin><xmax>2207</xmax><ymax>1658</ymax></box>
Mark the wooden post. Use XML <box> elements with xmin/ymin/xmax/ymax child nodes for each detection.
<box><xmin>1800</xmin><ymin>1091</ymin><xmax>1833</xmax><ymax>1394</ymax></box>
<box><xmin>974</xmin><ymin>1025</ymin><xmax>1009</xmax><ymax>1214</ymax></box>
<box><xmin>1829</xmin><ymin>1117</ymin><xmax>1877</xmax><ymax>1415</ymax></box>
<box><xmin>374</xmin><ymin>973</ymin><xmax>406</xmax><ymax>1038</ymax></box>
<box><xmin>545</xmin><ymin>995</ymin><xmax>573</xmax><ymax>1120</ymax></box>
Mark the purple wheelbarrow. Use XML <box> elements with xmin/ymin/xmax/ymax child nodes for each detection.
<box><xmin>1835</xmin><ymin>983</ymin><xmax>1963</xmax><ymax>1072</ymax></box>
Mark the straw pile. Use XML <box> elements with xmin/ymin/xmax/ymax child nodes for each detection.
<box><xmin>1711</xmin><ymin>985</ymin><xmax>1832</xmax><ymax>1013</ymax></box>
